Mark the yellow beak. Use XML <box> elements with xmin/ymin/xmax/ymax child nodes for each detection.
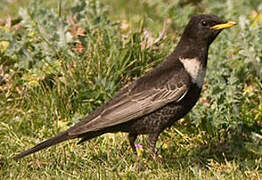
<box><xmin>211</xmin><ymin>21</ymin><xmax>237</xmax><ymax>30</ymax></box>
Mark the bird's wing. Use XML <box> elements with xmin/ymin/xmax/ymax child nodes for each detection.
<box><xmin>68</xmin><ymin>74</ymin><xmax>189</xmax><ymax>136</ymax></box>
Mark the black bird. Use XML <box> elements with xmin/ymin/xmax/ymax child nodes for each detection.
<box><xmin>14</xmin><ymin>14</ymin><xmax>236</xmax><ymax>160</ymax></box>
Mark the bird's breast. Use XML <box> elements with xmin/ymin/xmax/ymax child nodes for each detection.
<box><xmin>179</xmin><ymin>58</ymin><xmax>206</xmax><ymax>88</ymax></box>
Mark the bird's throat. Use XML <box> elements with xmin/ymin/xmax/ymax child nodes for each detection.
<box><xmin>175</xmin><ymin>38</ymin><xmax>209</xmax><ymax>64</ymax></box>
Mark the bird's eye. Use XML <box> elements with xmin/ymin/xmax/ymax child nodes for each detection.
<box><xmin>201</xmin><ymin>21</ymin><xmax>207</xmax><ymax>26</ymax></box>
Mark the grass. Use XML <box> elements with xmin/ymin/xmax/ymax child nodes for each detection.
<box><xmin>0</xmin><ymin>0</ymin><xmax>262</xmax><ymax>179</ymax></box>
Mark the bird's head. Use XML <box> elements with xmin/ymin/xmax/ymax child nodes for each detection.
<box><xmin>182</xmin><ymin>14</ymin><xmax>236</xmax><ymax>46</ymax></box>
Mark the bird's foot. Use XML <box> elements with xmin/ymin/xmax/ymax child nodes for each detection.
<box><xmin>148</xmin><ymin>149</ymin><xmax>163</xmax><ymax>163</ymax></box>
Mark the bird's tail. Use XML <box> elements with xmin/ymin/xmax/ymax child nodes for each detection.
<box><xmin>14</xmin><ymin>131</ymin><xmax>71</xmax><ymax>160</ymax></box>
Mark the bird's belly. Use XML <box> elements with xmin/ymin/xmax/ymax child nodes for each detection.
<box><xmin>127</xmin><ymin>85</ymin><xmax>202</xmax><ymax>134</ymax></box>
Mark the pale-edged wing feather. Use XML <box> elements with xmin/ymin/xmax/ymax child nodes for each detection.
<box><xmin>69</xmin><ymin>81</ymin><xmax>188</xmax><ymax>136</ymax></box>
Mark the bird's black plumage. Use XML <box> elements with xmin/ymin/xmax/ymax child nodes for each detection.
<box><xmin>14</xmin><ymin>14</ymin><xmax>236</xmax><ymax>160</ymax></box>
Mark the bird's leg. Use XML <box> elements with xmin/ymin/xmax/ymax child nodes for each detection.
<box><xmin>147</xmin><ymin>133</ymin><xmax>160</xmax><ymax>158</ymax></box>
<box><xmin>128</xmin><ymin>133</ymin><xmax>138</xmax><ymax>154</ymax></box>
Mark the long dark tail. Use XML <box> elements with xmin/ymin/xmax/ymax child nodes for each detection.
<box><xmin>14</xmin><ymin>131</ymin><xmax>72</xmax><ymax>160</ymax></box>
